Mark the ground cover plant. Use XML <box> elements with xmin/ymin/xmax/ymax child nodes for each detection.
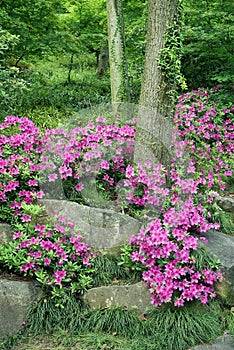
<box><xmin>0</xmin><ymin>86</ymin><xmax>233</xmax><ymax>349</ymax></box>
<box><xmin>1</xmin><ymin>297</ymin><xmax>231</xmax><ymax>350</ymax></box>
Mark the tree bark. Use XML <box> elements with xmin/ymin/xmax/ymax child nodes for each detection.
<box><xmin>134</xmin><ymin>0</ymin><xmax>178</xmax><ymax>165</ymax></box>
<box><xmin>98</xmin><ymin>44</ymin><xmax>109</xmax><ymax>79</ymax></box>
<box><xmin>106</xmin><ymin>0</ymin><xmax>129</xmax><ymax>117</ymax></box>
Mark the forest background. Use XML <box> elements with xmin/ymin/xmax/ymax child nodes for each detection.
<box><xmin>0</xmin><ymin>0</ymin><xmax>233</xmax><ymax>127</ymax></box>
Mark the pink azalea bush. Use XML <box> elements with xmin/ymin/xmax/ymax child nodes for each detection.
<box><xmin>0</xmin><ymin>116</ymin><xmax>43</xmax><ymax>221</ymax></box>
<box><xmin>0</xmin><ymin>87</ymin><xmax>233</xmax><ymax>306</ymax></box>
<box><xmin>174</xmin><ymin>87</ymin><xmax>233</xmax><ymax>193</ymax></box>
<box><xmin>1</xmin><ymin>208</ymin><xmax>96</xmax><ymax>301</ymax></box>
<box><xmin>120</xmin><ymin>159</ymin><xmax>222</xmax><ymax>307</ymax></box>
<box><xmin>38</xmin><ymin>117</ymin><xmax>135</xmax><ymax>206</ymax></box>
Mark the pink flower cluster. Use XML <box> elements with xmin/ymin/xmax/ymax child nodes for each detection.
<box><xmin>174</xmin><ymin>87</ymin><xmax>234</xmax><ymax>193</ymax></box>
<box><xmin>129</xmin><ymin>202</ymin><xmax>222</xmax><ymax>307</ymax></box>
<box><xmin>14</xmin><ymin>217</ymin><xmax>95</xmax><ymax>289</ymax></box>
<box><xmin>0</xmin><ymin>116</ymin><xmax>43</xmax><ymax>221</ymax></box>
<box><xmin>38</xmin><ymin>117</ymin><xmax>135</xmax><ymax>197</ymax></box>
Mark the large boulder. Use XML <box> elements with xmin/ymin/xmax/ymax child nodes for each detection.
<box><xmin>0</xmin><ymin>223</ymin><xmax>12</xmax><ymax>244</ymax></box>
<box><xmin>83</xmin><ymin>282</ymin><xmax>153</xmax><ymax>313</ymax></box>
<box><xmin>188</xmin><ymin>333</ymin><xmax>234</xmax><ymax>350</ymax></box>
<box><xmin>40</xmin><ymin>199</ymin><xmax>141</xmax><ymax>254</ymax></box>
<box><xmin>214</xmin><ymin>195</ymin><xmax>234</xmax><ymax>213</ymax></box>
<box><xmin>200</xmin><ymin>230</ymin><xmax>234</xmax><ymax>305</ymax></box>
<box><xmin>0</xmin><ymin>279</ymin><xmax>41</xmax><ymax>337</ymax></box>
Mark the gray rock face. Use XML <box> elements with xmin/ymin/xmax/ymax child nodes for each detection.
<box><xmin>188</xmin><ymin>334</ymin><xmax>234</xmax><ymax>350</ymax></box>
<box><xmin>0</xmin><ymin>223</ymin><xmax>12</xmax><ymax>244</ymax></box>
<box><xmin>0</xmin><ymin>279</ymin><xmax>41</xmax><ymax>337</ymax></box>
<box><xmin>200</xmin><ymin>231</ymin><xmax>234</xmax><ymax>305</ymax></box>
<box><xmin>83</xmin><ymin>282</ymin><xmax>153</xmax><ymax>313</ymax></box>
<box><xmin>40</xmin><ymin>199</ymin><xmax>141</xmax><ymax>253</ymax></box>
<box><xmin>215</xmin><ymin>195</ymin><xmax>234</xmax><ymax>213</ymax></box>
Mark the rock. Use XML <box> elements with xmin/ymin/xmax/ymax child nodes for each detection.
<box><xmin>200</xmin><ymin>231</ymin><xmax>234</xmax><ymax>305</ymax></box>
<box><xmin>83</xmin><ymin>282</ymin><xmax>153</xmax><ymax>313</ymax></box>
<box><xmin>0</xmin><ymin>279</ymin><xmax>41</xmax><ymax>337</ymax></box>
<box><xmin>40</xmin><ymin>199</ymin><xmax>141</xmax><ymax>254</ymax></box>
<box><xmin>188</xmin><ymin>333</ymin><xmax>234</xmax><ymax>350</ymax></box>
<box><xmin>0</xmin><ymin>223</ymin><xmax>12</xmax><ymax>244</ymax></box>
<box><xmin>215</xmin><ymin>195</ymin><xmax>234</xmax><ymax>213</ymax></box>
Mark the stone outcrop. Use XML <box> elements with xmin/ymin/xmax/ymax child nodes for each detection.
<box><xmin>40</xmin><ymin>199</ymin><xmax>141</xmax><ymax>253</ymax></box>
<box><xmin>0</xmin><ymin>223</ymin><xmax>12</xmax><ymax>244</ymax></box>
<box><xmin>200</xmin><ymin>230</ymin><xmax>234</xmax><ymax>305</ymax></box>
<box><xmin>83</xmin><ymin>282</ymin><xmax>153</xmax><ymax>314</ymax></box>
<box><xmin>214</xmin><ymin>195</ymin><xmax>234</xmax><ymax>213</ymax></box>
<box><xmin>189</xmin><ymin>333</ymin><xmax>234</xmax><ymax>350</ymax></box>
<box><xmin>0</xmin><ymin>279</ymin><xmax>41</xmax><ymax>337</ymax></box>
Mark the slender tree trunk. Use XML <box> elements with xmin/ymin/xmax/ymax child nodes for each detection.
<box><xmin>67</xmin><ymin>53</ymin><xmax>74</xmax><ymax>85</ymax></box>
<box><xmin>98</xmin><ymin>44</ymin><xmax>109</xmax><ymax>79</ymax></box>
<box><xmin>106</xmin><ymin>0</ymin><xmax>129</xmax><ymax>117</ymax></box>
<box><xmin>134</xmin><ymin>0</ymin><xmax>178</xmax><ymax>165</ymax></box>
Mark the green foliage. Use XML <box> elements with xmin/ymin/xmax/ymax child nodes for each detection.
<box><xmin>158</xmin><ymin>0</ymin><xmax>187</xmax><ymax>96</ymax></box>
<box><xmin>70</xmin><ymin>332</ymin><xmax>124</xmax><ymax>349</ymax></box>
<box><xmin>119</xmin><ymin>244</ymin><xmax>145</xmax><ymax>272</ymax></box>
<box><xmin>192</xmin><ymin>246</ymin><xmax>221</xmax><ymax>271</ymax></box>
<box><xmin>0</xmin><ymin>0</ymin><xmax>110</xmax><ymax>122</ymax></box>
<box><xmin>21</xmin><ymin>107</ymin><xmax>70</xmax><ymax>131</ymax></box>
<box><xmin>182</xmin><ymin>0</ymin><xmax>234</xmax><ymax>88</ymax></box>
<box><xmin>0</xmin><ymin>66</ymin><xmax>30</xmax><ymax>119</ymax></box>
<box><xmin>123</xmin><ymin>0</ymin><xmax>147</xmax><ymax>102</ymax></box>
<box><xmin>91</xmin><ymin>255</ymin><xmax>142</xmax><ymax>287</ymax></box>
<box><xmin>0</xmin><ymin>0</ymin><xmax>64</xmax><ymax>61</ymax></box>
<box><xmin>0</xmin><ymin>27</ymin><xmax>30</xmax><ymax>118</ymax></box>
<box><xmin>140</xmin><ymin>301</ymin><xmax>224</xmax><ymax>350</ymax></box>
<box><xmin>227</xmin><ymin>310</ymin><xmax>234</xmax><ymax>339</ymax></box>
<box><xmin>209</xmin><ymin>203</ymin><xmax>234</xmax><ymax>236</ymax></box>
<box><xmin>60</xmin><ymin>0</ymin><xmax>107</xmax><ymax>51</ymax></box>
<box><xmin>24</xmin><ymin>295</ymin><xmax>87</xmax><ymax>335</ymax></box>
<box><xmin>0</xmin><ymin>27</ymin><xmax>19</xmax><ymax>62</ymax></box>
<box><xmin>1</xmin><ymin>0</ymin><xmax>233</xmax><ymax>116</ymax></box>
<box><xmin>0</xmin><ymin>54</ymin><xmax>111</xmax><ymax>125</ymax></box>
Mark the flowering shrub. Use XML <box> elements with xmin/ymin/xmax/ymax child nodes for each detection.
<box><xmin>0</xmin><ymin>89</ymin><xmax>233</xmax><ymax>306</ymax></box>
<box><xmin>174</xmin><ymin>87</ymin><xmax>233</xmax><ymax>193</ymax></box>
<box><xmin>38</xmin><ymin>116</ymin><xmax>135</xmax><ymax>208</ymax></box>
<box><xmin>0</xmin><ymin>116</ymin><xmax>43</xmax><ymax>223</ymax></box>
<box><xmin>127</xmin><ymin>206</ymin><xmax>222</xmax><ymax>307</ymax></box>
<box><xmin>118</xmin><ymin>159</ymin><xmax>222</xmax><ymax>307</ymax></box>
<box><xmin>0</xmin><ymin>204</ymin><xmax>96</xmax><ymax>304</ymax></box>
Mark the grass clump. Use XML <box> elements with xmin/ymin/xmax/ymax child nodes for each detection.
<box><xmin>143</xmin><ymin>301</ymin><xmax>224</xmax><ymax>350</ymax></box>
<box><xmin>210</xmin><ymin>203</ymin><xmax>234</xmax><ymax>236</ymax></box>
<box><xmin>24</xmin><ymin>295</ymin><xmax>87</xmax><ymax>335</ymax></box>
<box><xmin>1</xmin><ymin>294</ymin><xmax>229</xmax><ymax>350</ymax></box>
<box><xmin>91</xmin><ymin>255</ymin><xmax>142</xmax><ymax>287</ymax></box>
<box><xmin>192</xmin><ymin>245</ymin><xmax>221</xmax><ymax>272</ymax></box>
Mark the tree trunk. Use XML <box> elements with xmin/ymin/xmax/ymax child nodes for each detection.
<box><xmin>67</xmin><ymin>53</ymin><xmax>74</xmax><ymax>85</ymax></box>
<box><xmin>134</xmin><ymin>0</ymin><xmax>179</xmax><ymax>165</ymax></box>
<box><xmin>106</xmin><ymin>0</ymin><xmax>129</xmax><ymax>117</ymax></box>
<box><xmin>98</xmin><ymin>44</ymin><xmax>109</xmax><ymax>79</ymax></box>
